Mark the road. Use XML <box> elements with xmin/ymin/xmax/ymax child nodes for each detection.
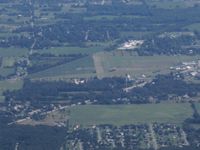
<box><xmin>148</xmin><ymin>123</ymin><xmax>158</xmax><ymax>150</ymax></box>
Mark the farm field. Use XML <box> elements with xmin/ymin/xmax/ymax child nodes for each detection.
<box><xmin>68</xmin><ymin>103</ymin><xmax>193</xmax><ymax>126</ymax></box>
<box><xmin>93</xmin><ymin>52</ymin><xmax>200</xmax><ymax>78</ymax></box>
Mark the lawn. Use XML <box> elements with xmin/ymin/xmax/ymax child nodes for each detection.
<box><xmin>38</xmin><ymin>45</ymin><xmax>103</xmax><ymax>56</ymax></box>
<box><xmin>94</xmin><ymin>52</ymin><xmax>200</xmax><ymax>78</ymax></box>
<box><xmin>0</xmin><ymin>67</ymin><xmax>15</xmax><ymax>77</ymax></box>
<box><xmin>0</xmin><ymin>79</ymin><xmax>23</xmax><ymax>91</ymax></box>
<box><xmin>0</xmin><ymin>79</ymin><xmax>23</xmax><ymax>103</ymax></box>
<box><xmin>0</xmin><ymin>47</ymin><xmax>28</xmax><ymax>57</ymax></box>
<box><xmin>29</xmin><ymin>56</ymin><xmax>96</xmax><ymax>80</ymax></box>
<box><xmin>68</xmin><ymin>103</ymin><xmax>193</xmax><ymax>126</ymax></box>
<box><xmin>195</xmin><ymin>102</ymin><xmax>200</xmax><ymax>114</ymax></box>
<box><xmin>184</xmin><ymin>23</ymin><xmax>200</xmax><ymax>32</ymax></box>
<box><xmin>0</xmin><ymin>94</ymin><xmax>4</xmax><ymax>103</ymax></box>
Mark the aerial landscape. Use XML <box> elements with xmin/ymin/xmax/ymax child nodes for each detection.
<box><xmin>1</xmin><ymin>0</ymin><xmax>200</xmax><ymax>150</ymax></box>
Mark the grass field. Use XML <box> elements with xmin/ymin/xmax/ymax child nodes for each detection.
<box><xmin>93</xmin><ymin>52</ymin><xmax>200</xmax><ymax>78</ymax></box>
<box><xmin>0</xmin><ymin>79</ymin><xmax>23</xmax><ymax>91</ymax></box>
<box><xmin>0</xmin><ymin>79</ymin><xmax>23</xmax><ymax>103</ymax></box>
<box><xmin>68</xmin><ymin>103</ymin><xmax>193</xmax><ymax>126</ymax></box>
<box><xmin>146</xmin><ymin>0</ymin><xmax>197</xmax><ymax>9</ymax></box>
<box><xmin>184</xmin><ymin>23</ymin><xmax>200</xmax><ymax>32</ymax></box>
<box><xmin>0</xmin><ymin>94</ymin><xmax>4</xmax><ymax>103</ymax></box>
<box><xmin>30</xmin><ymin>51</ymin><xmax>200</xmax><ymax>80</ymax></box>
<box><xmin>195</xmin><ymin>102</ymin><xmax>200</xmax><ymax>114</ymax></box>
<box><xmin>0</xmin><ymin>47</ymin><xmax>28</xmax><ymax>57</ymax></box>
<box><xmin>1</xmin><ymin>57</ymin><xmax>16</xmax><ymax>67</ymax></box>
<box><xmin>30</xmin><ymin>56</ymin><xmax>96</xmax><ymax>80</ymax></box>
<box><xmin>38</xmin><ymin>45</ymin><xmax>105</xmax><ymax>56</ymax></box>
<box><xmin>0</xmin><ymin>68</ymin><xmax>15</xmax><ymax>77</ymax></box>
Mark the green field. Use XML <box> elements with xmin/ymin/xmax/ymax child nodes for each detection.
<box><xmin>94</xmin><ymin>52</ymin><xmax>200</xmax><ymax>78</ymax></box>
<box><xmin>38</xmin><ymin>45</ymin><xmax>105</xmax><ymax>56</ymax></box>
<box><xmin>146</xmin><ymin>0</ymin><xmax>197</xmax><ymax>9</ymax></box>
<box><xmin>195</xmin><ymin>102</ymin><xmax>200</xmax><ymax>114</ymax></box>
<box><xmin>0</xmin><ymin>79</ymin><xmax>23</xmax><ymax>91</ymax></box>
<box><xmin>1</xmin><ymin>57</ymin><xmax>16</xmax><ymax>67</ymax></box>
<box><xmin>30</xmin><ymin>56</ymin><xmax>96</xmax><ymax>80</ymax></box>
<box><xmin>184</xmin><ymin>23</ymin><xmax>200</xmax><ymax>32</ymax></box>
<box><xmin>0</xmin><ymin>68</ymin><xmax>15</xmax><ymax>77</ymax></box>
<box><xmin>68</xmin><ymin>103</ymin><xmax>193</xmax><ymax>126</ymax></box>
<box><xmin>30</xmin><ymin>51</ymin><xmax>200</xmax><ymax>80</ymax></box>
<box><xmin>0</xmin><ymin>93</ymin><xmax>4</xmax><ymax>103</ymax></box>
<box><xmin>0</xmin><ymin>79</ymin><xmax>23</xmax><ymax>103</ymax></box>
<box><xmin>0</xmin><ymin>47</ymin><xmax>28</xmax><ymax>57</ymax></box>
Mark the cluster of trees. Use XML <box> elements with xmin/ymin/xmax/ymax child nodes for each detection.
<box><xmin>4</xmin><ymin>77</ymin><xmax>129</xmax><ymax>105</ymax></box>
<box><xmin>2</xmin><ymin>2</ymin><xmax>200</xmax><ymax>49</ymax></box>
<box><xmin>0</xmin><ymin>110</ymin><xmax>66</xmax><ymax>150</ymax></box>
<box><xmin>4</xmin><ymin>74</ymin><xmax>200</xmax><ymax>105</ymax></box>
<box><xmin>137</xmin><ymin>35</ymin><xmax>196</xmax><ymax>55</ymax></box>
<box><xmin>130</xmin><ymin>74</ymin><xmax>200</xmax><ymax>102</ymax></box>
<box><xmin>0</xmin><ymin>123</ymin><xmax>66</xmax><ymax>150</ymax></box>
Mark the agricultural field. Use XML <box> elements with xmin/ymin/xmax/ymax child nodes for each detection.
<box><xmin>68</xmin><ymin>103</ymin><xmax>193</xmax><ymax>126</ymax></box>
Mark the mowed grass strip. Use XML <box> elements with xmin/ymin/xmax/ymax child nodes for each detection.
<box><xmin>94</xmin><ymin>52</ymin><xmax>200</xmax><ymax>78</ymax></box>
<box><xmin>0</xmin><ymin>47</ymin><xmax>28</xmax><ymax>57</ymax></box>
<box><xmin>30</xmin><ymin>56</ymin><xmax>96</xmax><ymax>79</ymax></box>
<box><xmin>69</xmin><ymin>103</ymin><xmax>193</xmax><ymax>126</ymax></box>
<box><xmin>195</xmin><ymin>102</ymin><xmax>200</xmax><ymax>114</ymax></box>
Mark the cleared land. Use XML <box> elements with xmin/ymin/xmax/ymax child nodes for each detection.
<box><xmin>38</xmin><ymin>44</ymin><xmax>106</xmax><ymax>56</ymax></box>
<box><xmin>93</xmin><ymin>52</ymin><xmax>200</xmax><ymax>78</ymax></box>
<box><xmin>30</xmin><ymin>51</ymin><xmax>200</xmax><ymax>80</ymax></box>
<box><xmin>29</xmin><ymin>56</ymin><xmax>96</xmax><ymax>80</ymax></box>
<box><xmin>195</xmin><ymin>102</ymin><xmax>200</xmax><ymax>114</ymax></box>
<box><xmin>0</xmin><ymin>79</ymin><xmax>23</xmax><ymax>102</ymax></box>
<box><xmin>68</xmin><ymin>103</ymin><xmax>193</xmax><ymax>126</ymax></box>
<box><xmin>0</xmin><ymin>47</ymin><xmax>28</xmax><ymax>57</ymax></box>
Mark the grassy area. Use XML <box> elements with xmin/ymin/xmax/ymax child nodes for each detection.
<box><xmin>94</xmin><ymin>52</ymin><xmax>200</xmax><ymax>78</ymax></box>
<box><xmin>0</xmin><ymin>79</ymin><xmax>23</xmax><ymax>103</ymax></box>
<box><xmin>0</xmin><ymin>68</ymin><xmax>15</xmax><ymax>77</ymax></box>
<box><xmin>184</xmin><ymin>23</ymin><xmax>200</xmax><ymax>32</ymax></box>
<box><xmin>195</xmin><ymin>102</ymin><xmax>200</xmax><ymax>114</ymax></box>
<box><xmin>0</xmin><ymin>79</ymin><xmax>23</xmax><ymax>91</ymax></box>
<box><xmin>0</xmin><ymin>47</ymin><xmax>28</xmax><ymax>57</ymax></box>
<box><xmin>145</xmin><ymin>0</ymin><xmax>194</xmax><ymax>9</ymax></box>
<box><xmin>0</xmin><ymin>94</ymin><xmax>4</xmax><ymax>103</ymax></box>
<box><xmin>30</xmin><ymin>56</ymin><xmax>96</xmax><ymax>80</ymax></box>
<box><xmin>1</xmin><ymin>57</ymin><xmax>16</xmax><ymax>67</ymax></box>
<box><xmin>68</xmin><ymin>103</ymin><xmax>193</xmax><ymax>126</ymax></box>
<box><xmin>38</xmin><ymin>45</ymin><xmax>106</xmax><ymax>56</ymax></box>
